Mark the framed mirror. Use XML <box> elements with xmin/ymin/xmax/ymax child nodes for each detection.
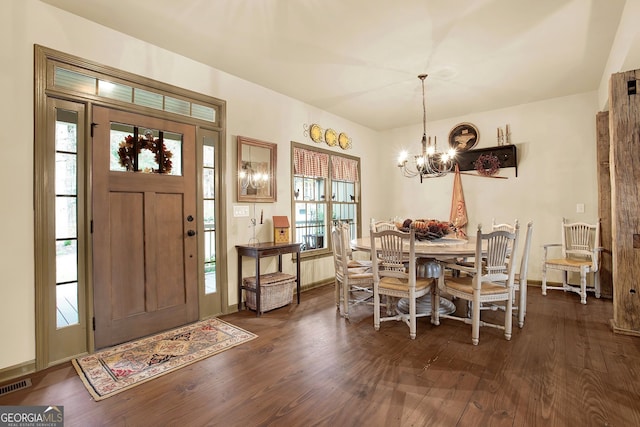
<box><xmin>237</xmin><ymin>136</ymin><xmax>277</xmax><ymax>203</ymax></box>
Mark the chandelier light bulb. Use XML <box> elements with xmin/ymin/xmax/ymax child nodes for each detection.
<box><xmin>398</xmin><ymin>151</ymin><xmax>408</xmax><ymax>165</ymax></box>
<box><xmin>426</xmin><ymin>145</ymin><xmax>435</xmax><ymax>156</ymax></box>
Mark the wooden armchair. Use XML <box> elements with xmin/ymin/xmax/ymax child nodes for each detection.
<box><xmin>435</xmin><ymin>223</ymin><xmax>519</xmax><ymax>345</ymax></box>
<box><xmin>542</xmin><ymin>218</ymin><xmax>601</xmax><ymax>304</ymax></box>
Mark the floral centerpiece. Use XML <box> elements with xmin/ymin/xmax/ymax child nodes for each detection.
<box><xmin>396</xmin><ymin>218</ymin><xmax>454</xmax><ymax>241</ymax></box>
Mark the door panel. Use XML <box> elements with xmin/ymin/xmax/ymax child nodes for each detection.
<box><xmin>93</xmin><ymin>106</ymin><xmax>198</xmax><ymax>349</ymax></box>
<box><xmin>155</xmin><ymin>192</ymin><xmax>188</xmax><ymax>309</ymax></box>
<box><xmin>109</xmin><ymin>192</ymin><xmax>146</xmax><ymax>319</ymax></box>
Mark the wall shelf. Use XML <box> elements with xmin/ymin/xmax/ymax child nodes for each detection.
<box><xmin>455</xmin><ymin>144</ymin><xmax>518</xmax><ymax>177</ymax></box>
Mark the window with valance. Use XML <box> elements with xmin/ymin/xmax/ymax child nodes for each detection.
<box><xmin>292</xmin><ymin>143</ymin><xmax>361</xmax><ymax>254</ymax></box>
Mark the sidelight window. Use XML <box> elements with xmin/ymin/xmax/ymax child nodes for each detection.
<box><xmin>55</xmin><ymin>109</ymin><xmax>79</xmax><ymax>328</ymax></box>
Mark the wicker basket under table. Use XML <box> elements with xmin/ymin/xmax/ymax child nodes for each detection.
<box><xmin>243</xmin><ymin>272</ymin><xmax>296</xmax><ymax>313</ymax></box>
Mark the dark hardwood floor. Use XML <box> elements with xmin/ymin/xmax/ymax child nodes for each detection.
<box><xmin>1</xmin><ymin>284</ymin><xmax>639</xmax><ymax>426</ymax></box>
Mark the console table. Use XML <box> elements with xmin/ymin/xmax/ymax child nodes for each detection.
<box><xmin>236</xmin><ymin>242</ymin><xmax>301</xmax><ymax>316</ymax></box>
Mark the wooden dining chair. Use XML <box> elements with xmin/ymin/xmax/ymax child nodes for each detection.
<box><xmin>370</xmin><ymin>224</ymin><xmax>437</xmax><ymax>339</ymax></box>
<box><xmin>338</xmin><ymin>221</ymin><xmax>372</xmax><ymax>269</ymax></box>
<box><xmin>542</xmin><ymin>218</ymin><xmax>601</xmax><ymax>304</ymax></box>
<box><xmin>512</xmin><ymin>221</ymin><xmax>533</xmax><ymax>327</ymax></box>
<box><xmin>435</xmin><ymin>223</ymin><xmax>519</xmax><ymax>345</ymax></box>
<box><xmin>485</xmin><ymin>221</ymin><xmax>534</xmax><ymax>328</ymax></box>
<box><xmin>453</xmin><ymin>219</ymin><xmax>518</xmax><ymax>276</ymax></box>
<box><xmin>331</xmin><ymin>224</ymin><xmax>374</xmax><ymax>319</ymax></box>
<box><xmin>370</xmin><ymin>218</ymin><xmax>397</xmax><ymax>232</ymax></box>
<box><xmin>492</xmin><ymin>218</ymin><xmax>517</xmax><ymax>233</ymax></box>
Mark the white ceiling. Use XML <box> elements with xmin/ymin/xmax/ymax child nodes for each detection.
<box><xmin>41</xmin><ymin>0</ymin><xmax>626</xmax><ymax>131</ymax></box>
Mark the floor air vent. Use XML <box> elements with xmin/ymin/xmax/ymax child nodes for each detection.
<box><xmin>0</xmin><ymin>378</ymin><xmax>32</xmax><ymax>396</ymax></box>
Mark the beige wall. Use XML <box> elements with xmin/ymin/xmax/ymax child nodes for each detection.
<box><xmin>380</xmin><ymin>91</ymin><xmax>600</xmax><ymax>285</ymax></box>
<box><xmin>0</xmin><ymin>0</ymin><xmax>638</xmax><ymax>371</ymax></box>
<box><xmin>0</xmin><ymin>0</ymin><xmax>380</xmax><ymax>370</ymax></box>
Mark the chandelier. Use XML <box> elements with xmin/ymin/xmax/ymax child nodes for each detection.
<box><xmin>397</xmin><ymin>74</ymin><xmax>456</xmax><ymax>182</ymax></box>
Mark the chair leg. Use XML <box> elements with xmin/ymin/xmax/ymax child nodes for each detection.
<box><xmin>595</xmin><ymin>270</ymin><xmax>601</xmax><ymax>299</ymax></box>
<box><xmin>335</xmin><ymin>279</ymin><xmax>340</xmax><ymax>309</ymax></box>
<box><xmin>580</xmin><ymin>267</ymin><xmax>587</xmax><ymax>305</ymax></box>
<box><xmin>472</xmin><ymin>293</ymin><xmax>480</xmax><ymax>345</ymax></box>
<box><xmin>342</xmin><ymin>279</ymin><xmax>350</xmax><ymax>318</ymax></box>
<box><xmin>373</xmin><ymin>289</ymin><xmax>381</xmax><ymax>331</ymax></box>
<box><xmin>505</xmin><ymin>292</ymin><xmax>513</xmax><ymax>341</ymax></box>
<box><xmin>409</xmin><ymin>293</ymin><xmax>416</xmax><ymax>340</ymax></box>
<box><xmin>542</xmin><ymin>264</ymin><xmax>547</xmax><ymax>296</ymax></box>
<box><xmin>518</xmin><ymin>281</ymin><xmax>527</xmax><ymax>328</ymax></box>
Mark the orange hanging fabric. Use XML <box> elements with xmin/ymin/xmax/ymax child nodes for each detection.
<box><xmin>449</xmin><ymin>164</ymin><xmax>468</xmax><ymax>238</ymax></box>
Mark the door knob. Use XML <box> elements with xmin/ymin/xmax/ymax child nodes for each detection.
<box><xmin>187</xmin><ymin>230</ymin><xmax>196</xmax><ymax>237</ymax></box>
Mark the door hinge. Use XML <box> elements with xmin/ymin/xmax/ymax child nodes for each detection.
<box><xmin>90</xmin><ymin>122</ymin><xmax>98</xmax><ymax>137</ymax></box>
<box><xmin>92</xmin><ymin>317</ymin><xmax>95</xmax><ymax>331</ymax></box>
<box><xmin>628</xmin><ymin>80</ymin><xmax>637</xmax><ymax>96</ymax></box>
<box><xmin>90</xmin><ymin>220</ymin><xmax>93</xmax><ymax>233</ymax></box>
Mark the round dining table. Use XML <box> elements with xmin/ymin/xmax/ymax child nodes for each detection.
<box><xmin>351</xmin><ymin>236</ymin><xmax>480</xmax><ymax>261</ymax></box>
<box><xmin>350</xmin><ymin>235</ymin><xmax>481</xmax><ymax>316</ymax></box>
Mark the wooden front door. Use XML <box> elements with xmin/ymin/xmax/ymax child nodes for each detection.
<box><xmin>92</xmin><ymin>107</ymin><xmax>198</xmax><ymax>349</ymax></box>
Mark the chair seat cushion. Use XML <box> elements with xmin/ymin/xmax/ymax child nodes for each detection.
<box><xmin>445</xmin><ymin>277</ymin><xmax>510</xmax><ymax>295</ymax></box>
<box><xmin>545</xmin><ymin>258</ymin><xmax>593</xmax><ymax>268</ymax></box>
<box><xmin>380</xmin><ymin>276</ymin><xmax>431</xmax><ymax>291</ymax></box>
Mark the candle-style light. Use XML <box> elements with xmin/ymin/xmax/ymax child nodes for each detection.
<box><xmin>397</xmin><ymin>74</ymin><xmax>456</xmax><ymax>182</ymax></box>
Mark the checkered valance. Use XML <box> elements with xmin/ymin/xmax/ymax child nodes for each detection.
<box><xmin>331</xmin><ymin>156</ymin><xmax>359</xmax><ymax>182</ymax></box>
<box><xmin>293</xmin><ymin>147</ymin><xmax>329</xmax><ymax>178</ymax></box>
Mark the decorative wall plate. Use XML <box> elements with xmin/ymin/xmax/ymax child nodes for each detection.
<box><xmin>325</xmin><ymin>128</ymin><xmax>338</xmax><ymax>146</ymax></box>
<box><xmin>448</xmin><ymin>122</ymin><xmax>479</xmax><ymax>151</ymax></box>
<box><xmin>309</xmin><ymin>124</ymin><xmax>323</xmax><ymax>143</ymax></box>
<box><xmin>338</xmin><ymin>132</ymin><xmax>351</xmax><ymax>149</ymax></box>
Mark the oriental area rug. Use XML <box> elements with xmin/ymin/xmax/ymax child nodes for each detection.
<box><xmin>72</xmin><ymin>318</ymin><xmax>257</xmax><ymax>401</ymax></box>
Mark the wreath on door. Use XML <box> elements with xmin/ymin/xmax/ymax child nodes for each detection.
<box><xmin>118</xmin><ymin>135</ymin><xmax>173</xmax><ymax>174</ymax></box>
